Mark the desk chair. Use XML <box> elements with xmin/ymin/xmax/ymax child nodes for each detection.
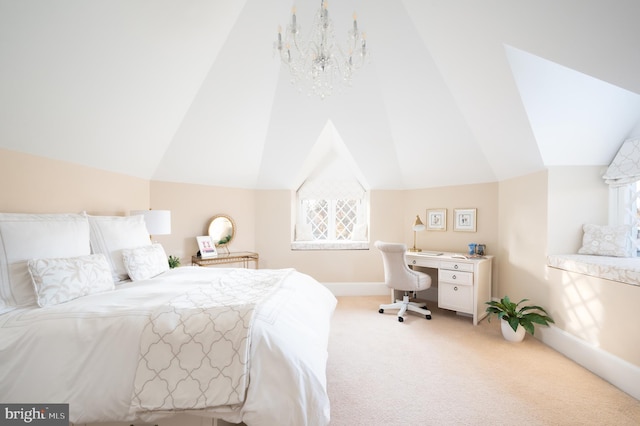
<box><xmin>374</xmin><ymin>241</ymin><xmax>432</xmax><ymax>322</ymax></box>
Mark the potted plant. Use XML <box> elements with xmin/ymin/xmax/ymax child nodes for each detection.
<box><xmin>485</xmin><ymin>296</ymin><xmax>554</xmax><ymax>342</ymax></box>
<box><xmin>168</xmin><ymin>255</ymin><xmax>181</xmax><ymax>269</ymax></box>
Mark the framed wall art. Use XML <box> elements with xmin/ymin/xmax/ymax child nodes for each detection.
<box><xmin>453</xmin><ymin>208</ymin><xmax>477</xmax><ymax>232</ymax></box>
<box><xmin>426</xmin><ymin>208</ymin><xmax>447</xmax><ymax>231</ymax></box>
<box><xmin>196</xmin><ymin>235</ymin><xmax>218</xmax><ymax>258</ymax></box>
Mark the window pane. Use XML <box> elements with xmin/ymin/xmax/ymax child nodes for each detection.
<box><xmin>304</xmin><ymin>199</ymin><xmax>329</xmax><ymax>239</ymax></box>
<box><xmin>335</xmin><ymin>199</ymin><xmax>358</xmax><ymax>240</ymax></box>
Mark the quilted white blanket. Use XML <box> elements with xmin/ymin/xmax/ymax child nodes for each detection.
<box><xmin>132</xmin><ymin>268</ymin><xmax>291</xmax><ymax>413</ymax></box>
<box><xmin>0</xmin><ymin>267</ymin><xmax>336</xmax><ymax>426</ymax></box>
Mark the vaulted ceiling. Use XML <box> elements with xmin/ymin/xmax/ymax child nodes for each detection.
<box><xmin>1</xmin><ymin>0</ymin><xmax>639</xmax><ymax>190</ymax></box>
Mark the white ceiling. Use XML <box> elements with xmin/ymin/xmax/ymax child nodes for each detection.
<box><xmin>1</xmin><ymin>0</ymin><xmax>639</xmax><ymax>190</ymax></box>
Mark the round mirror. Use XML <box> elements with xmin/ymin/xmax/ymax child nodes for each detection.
<box><xmin>208</xmin><ymin>214</ymin><xmax>236</xmax><ymax>247</ymax></box>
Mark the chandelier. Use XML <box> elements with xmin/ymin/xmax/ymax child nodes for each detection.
<box><xmin>275</xmin><ymin>1</ymin><xmax>368</xmax><ymax>99</ymax></box>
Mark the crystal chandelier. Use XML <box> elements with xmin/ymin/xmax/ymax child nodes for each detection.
<box><xmin>275</xmin><ymin>1</ymin><xmax>368</xmax><ymax>99</ymax></box>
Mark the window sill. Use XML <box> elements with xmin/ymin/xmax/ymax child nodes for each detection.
<box><xmin>291</xmin><ymin>241</ymin><xmax>369</xmax><ymax>251</ymax></box>
<box><xmin>547</xmin><ymin>254</ymin><xmax>640</xmax><ymax>287</ymax></box>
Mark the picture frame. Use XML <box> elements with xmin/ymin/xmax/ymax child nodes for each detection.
<box><xmin>453</xmin><ymin>208</ymin><xmax>477</xmax><ymax>232</ymax></box>
<box><xmin>426</xmin><ymin>208</ymin><xmax>447</xmax><ymax>231</ymax></box>
<box><xmin>196</xmin><ymin>235</ymin><xmax>218</xmax><ymax>258</ymax></box>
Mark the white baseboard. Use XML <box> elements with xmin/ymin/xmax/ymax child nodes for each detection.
<box><xmin>537</xmin><ymin>325</ymin><xmax>640</xmax><ymax>400</ymax></box>
<box><xmin>330</xmin><ymin>283</ymin><xmax>640</xmax><ymax>401</ymax></box>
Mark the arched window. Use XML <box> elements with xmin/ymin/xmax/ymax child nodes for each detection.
<box><xmin>291</xmin><ymin>120</ymin><xmax>370</xmax><ymax>250</ymax></box>
<box><xmin>293</xmin><ymin>178</ymin><xmax>368</xmax><ymax>249</ymax></box>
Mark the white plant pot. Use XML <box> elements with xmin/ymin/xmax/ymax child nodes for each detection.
<box><xmin>501</xmin><ymin>318</ymin><xmax>526</xmax><ymax>342</ymax></box>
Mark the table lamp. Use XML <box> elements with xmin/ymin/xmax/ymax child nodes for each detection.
<box><xmin>409</xmin><ymin>214</ymin><xmax>425</xmax><ymax>252</ymax></box>
<box><xmin>130</xmin><ymin>209</ymin><xmax>171</xmax><ymax>241</ymax></box>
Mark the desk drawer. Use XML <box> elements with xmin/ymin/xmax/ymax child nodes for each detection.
<box><xmin>439</xmin><ymin>269</ymin><xmax>473</xmax><ymax>285</ymax></box>
<box><xmin>439</xmin><ymin>261</ymin><xmax>474</xmax><ymax>272</ymax></box>
<box><xmin>438</xmin><ymin>281</ymin><xmax>473</xmax><ymax>313</ymax></box>
<box><xmin>409</xmin><ymin>257</ymin><xmax>440</xmax><ymax>269</ymax></box>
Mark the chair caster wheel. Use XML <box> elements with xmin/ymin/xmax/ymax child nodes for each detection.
<box><xmin>426</xmin><ymin>315</ymin><xmax>432</xmax><ymax>320</ymax></box>
<box><xmin>398</xmin><ymin>316</ymin><xmax>404</xmax><ymax>322</ymax></box>
<box><xmin>378</xmin><ymin>308</ymin><xmax>384</xmax><ymax>314</ymax></box>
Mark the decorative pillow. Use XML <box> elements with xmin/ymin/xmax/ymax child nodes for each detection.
<box><xmin>577</xmin><ymin>224</ymin><xmax>632</xmax><ymax>257</ymax></box>
<box><xmin>295</xmin><ymin>223</ymin><xmax>314</xmax><ymax>241</ymax></box>
<box><xmin>28</xmin><ymin>254</ymin><xmax>114</xmax><ymax>307</ymax></box>
<box><xmin>87</xmin><ymin>214</ymin><xmax>151</xmax><ymax>282</ymax></box>
<box><xmin>0</xmin><ymin>213</ymin><xmax>91</xmax><ymax>312</ymax></box>
<box><xmin>351</xmin><ymin>223</ymin><xmax>368</xmax><ymax>241</ymax></box>
<box><xmin>122</xmin><ymin>244</ymin><xmax>169</xmax><ymax>281</ymax></box>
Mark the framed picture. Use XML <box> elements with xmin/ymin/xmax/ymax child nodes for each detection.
<box><xmin>453</xmin><ymin>208</ymin><xmax>477</xmax><ymax>232</ymax></box>
<box><xmin>426</xmin><ymin>208</ymin><xmax>447</xmax><ymax>231</ymax></box>
<box><xmin>196</xmin><ymin>235</ymin><xmax>218</xmax><ymax>258</ymax></box>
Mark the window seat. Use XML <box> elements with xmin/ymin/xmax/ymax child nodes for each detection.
<box><xmin>547</xmin><ymin>254</ymin><xmax>640</xmax><ymax>287</ymax></box>
<box><xmin>291</xmin><ymin>241</ymin><xmax>369</xmax><ymax>250</ymax></box>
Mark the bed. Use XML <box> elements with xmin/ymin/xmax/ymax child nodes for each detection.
<box><xmin>0</xmin><ymin>213</ymin><xmax>337</xmax><ymax>425</ymax></box>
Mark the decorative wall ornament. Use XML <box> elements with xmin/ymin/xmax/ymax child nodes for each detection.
<box><xmin>453</xmin><ymin>208</ymin><xmax>477</xmax><ymax>232</ymax></box>
<box><xmin>426</xmin><ymin>208</ymin><xmax>447</xmax><ymax>231</ymax></box>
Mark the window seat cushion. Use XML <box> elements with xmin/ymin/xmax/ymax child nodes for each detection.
<box><xmin>291</xmin><ymin>241</ymin><xmax>369</xmax><ymax>250</ymax></box>
<box><xmin>547</xmin><ymin>254</ymin><xmax>640</xmax><ymax>286</ymax></box>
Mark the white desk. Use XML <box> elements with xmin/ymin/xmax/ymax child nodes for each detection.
<box><xmin>405</xmin><ymin>252</ymin><xmax>493</xmax><ymax>325</ymax></box>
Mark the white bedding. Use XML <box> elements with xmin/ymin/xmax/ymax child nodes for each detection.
<box><xmin>0</xmin><ymin>266</ymin><xmax>337</xmax><ymax>426</ymax></box>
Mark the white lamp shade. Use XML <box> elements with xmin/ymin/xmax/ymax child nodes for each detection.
<box><xmin>130</xmin><ymin>210</ymin><xmax>171</xmax><ymax>235</ymax></box>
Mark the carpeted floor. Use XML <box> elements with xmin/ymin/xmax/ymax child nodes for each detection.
<box><xmin>326</xmin><ymin>296</ymin><xmax>640</xmax><ymax>426</ymax></box>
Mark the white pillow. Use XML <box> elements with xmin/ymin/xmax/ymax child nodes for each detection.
<box><xmin>122</xmin><ymin>244</ymin><xmax>169</xmax><ymax>281</ymax></box>
<box><xmin>0</xmin><ymin>213</ymin><xmax>90</xmax><ymax>311</ymax></box>
<box><xmin>28</xmin><ymin>254</ymin><xmax>114</xmax><ymax>307</ymax></box>
<box><xmin>295</xmin><ymin>223</ymin><xmax>314</xmax><ymax>241</ymax></box>
<box><xmin>578</xmin><ymin>224</ymin><xmax>632</xmax><ymax>257</ymax></box>
<box><xmin>351</xmin><ymin>223</ymin><xmax>368</xmax><ymax>241</ymax></box>
<box><xmin>87</xmin><ymin>214</ymin><xmax>151</xmax><ymax>282</ymax></box>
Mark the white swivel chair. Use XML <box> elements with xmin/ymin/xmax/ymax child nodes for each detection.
<box><xmin>375</xmin><ymin>241</ymin><xmax>432</xmax><ymax>322</ymax></box>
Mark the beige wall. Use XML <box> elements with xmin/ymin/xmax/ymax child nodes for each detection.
<box><xmin>252</xmin><ymin>184</ymin><xmax>499</xmax><ymax>283</ymax></box>
<box><xmin>149</xmin><ymin>183</ymin><xmax>499</xmax><ymax>283</ymax></box>
<box><xmin>0</xmin><ymin>148</ymin><xmax>149</xmax><ymax>215</ymax></box>
<box><xmin>546</xmin><ymin>267</ymin><xmax>640</xmax><ymax>365</ymax></box>
<box><xmin>405</xmin><ymin>184</ymin><xmax>499</xmax><ymax>256</ymax></box>
<box><xmin>499</xmin><ymin>168</ymin><xmax>640</xmax><ymax>367</ymax></box>
<box><xmin>497</xmin><ymin>170</ymin><xmax>549</xmax><ymax>303</ymax></box>
<box><xmin>253</xmin><ymin>189</ymin><xmax>408</xmax><ymax>282</ymax></box>
<box><xmin>149</xmin><ymin>180</ymin><xmax>256</xmax><ymax>266</ymax></box>
<box><xmin>547</xmin><ymin>165</ymin><xmax>609</xmax><ymax>254</ymax></box>
<box><xmin>546</xmin><ymin>166</ymin><xmax>639</xmax><ymax>365</ymax></box>
<box><xmin>3</xmin><ymin>148</ymin><xmax>637</xmax><ymax>367</ymax></box>
<box><xmin>0</xmin><ymin>146</ymin><xmax>499</xmax><ymax>283</ymax></box>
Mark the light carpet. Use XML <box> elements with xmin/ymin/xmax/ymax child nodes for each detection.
<box><xmin>326</xmin><ymin>296</ymin><xmax>640</xmax><ymax>426</ymax></box>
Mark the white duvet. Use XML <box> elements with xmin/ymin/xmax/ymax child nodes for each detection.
<box><xmin>0</xmin><ymin>267</ymin><xmax>337</xmax><ymax>426</ymax></box>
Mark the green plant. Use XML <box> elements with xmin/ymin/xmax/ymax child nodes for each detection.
<box><xmin>485</xmin><ymin>296</ymin><xmax>554</xmax><ymax>335</ymax></box>
<box><xmin>168</xmin><ymin>255</ymin><xmax>181</xmax><ymax>269</ymax></box>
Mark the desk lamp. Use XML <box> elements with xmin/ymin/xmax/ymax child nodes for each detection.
<box><xmin>409</xmin><ymin>214</ymin><xmax>425</xmax><ymax>252</ymax></box>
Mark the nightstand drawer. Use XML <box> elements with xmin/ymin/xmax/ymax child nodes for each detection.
<box><xmin>439</xmin><ymin>269</ymin><xmax>473</xmax><ymax>285</ymax></box>
<box><xmin>438</xmin><ymin>281</ymin><xmax>473</xmax><ymax>313</ymax></box>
